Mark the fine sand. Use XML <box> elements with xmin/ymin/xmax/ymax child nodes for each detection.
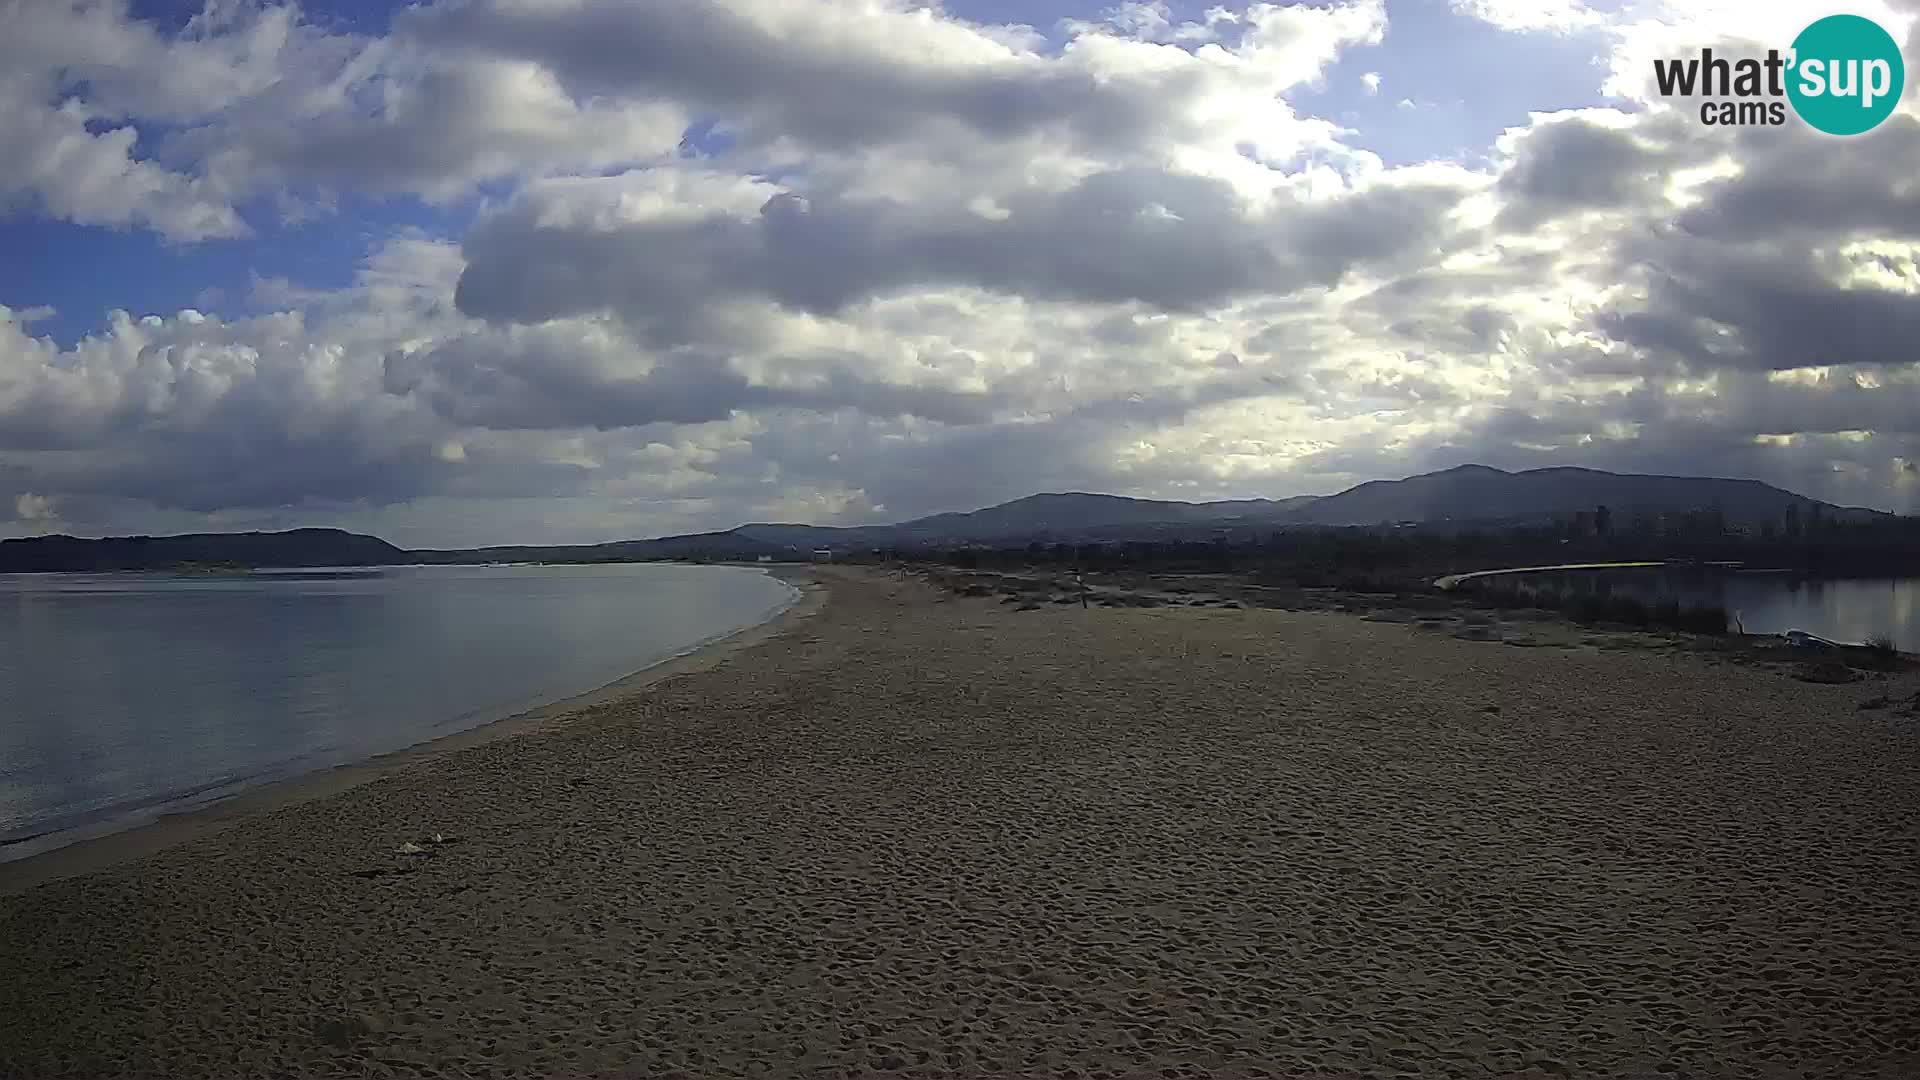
<box><xmin>3</xmin><ymin>567</ymin><xmax>1918</xmax><ymax>1079</ymax></box>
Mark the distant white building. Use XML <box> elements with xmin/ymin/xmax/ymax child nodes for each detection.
<box><xmin>756</xmin><ymin>554</ymin><xmax>774</xmax><ymax>563</ymax></box>
<box><xmin>811</xmin><ymin>547</ymin><xmax>834</xmax><ymax>562</ymax></box>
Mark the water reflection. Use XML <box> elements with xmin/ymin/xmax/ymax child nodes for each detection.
<box><xmin>1484</xmin><ymin>566</ymin><xmax>1920</xmax><ymax>648</ymax></box>
<box><xmin>0</xmin><ymin>563</ymin><xmax>795</xmax><ymax>857</ymax></box>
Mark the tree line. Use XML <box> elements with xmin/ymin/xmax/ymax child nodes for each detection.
<box><xmin>856</xmin><ymin>506</ymin><xmax>1920</xmax><ymax>589</ymax></box>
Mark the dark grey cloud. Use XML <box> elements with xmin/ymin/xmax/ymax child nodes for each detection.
<box><xmin>388</xmin><ymin>337</ymin><xmax>758</xmax><ymax>432</ymax></box>
<box><xmin>1474</xmin><ymin>112</ymin><xmax>1920</xmax><ymax>380</ymax></box>
<box><xmin>454</xmin><ymin>168</ymin><xmax>1468</xmax><ymax>332</ymax></box>
<box><xmin>14</xmin><ymin>0</ymin><xmax>1920</xmax><ymax>539</ymax></box>
<box><xmin>1596</xmin><ymin>250</ymin><xmax>1920</xmax><ymax>374</ymax></box>
<box><xmin>394</xmin><ymin>0</ymin><xmax>1186</xmax><ymax>155</ymax></box>
<box><xmin>1673</xmin><ymin>117</ymin><xmax>1920</xmax><ymax>241</ymax></box>
<box><xmin>388</xmin><ymin>325</ymin><xmax>1001</xmax><ymax>432</ymax></box>
<box><xmin>1</xmin><ymin>415</ymin><xmax>453</xmax><ymax>514</ymax></box>
<box><xmin>190</xmin><ymin>61</ymin><xmax>680</xmax><ymax>198</ymax></box>
<box><xmin>1495</xmin><ymin>113</ymin><xmax>1696</xmax><ymax>228</ymax></box>
<box><xmin>1591</xmin><ymin>120</ymin><xmax>1920</xmax><ymax>376</ymax></box>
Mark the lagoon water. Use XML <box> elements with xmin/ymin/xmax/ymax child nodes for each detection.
<box><xmin>1490</xmin><ymin>567</ymin><xmax>1920</xmax><ymax>650</ymax></box>
<box><xmin>0</xmin><ymin>563</ymin><xmax>796</xmax><ymax>862</ymax></box>
<box><xmin>1714</xmin><ymin>575</ymin><xmax>1920</xmax><ymax>649</ymax></box>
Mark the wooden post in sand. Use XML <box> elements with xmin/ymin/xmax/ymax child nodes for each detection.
<box><xmin>1076</xmin><ymin>569</ymin><xmax>1087</xmax><ymax>608</ymax></box>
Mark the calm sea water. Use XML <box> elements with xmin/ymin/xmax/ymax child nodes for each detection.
<box><xmin>1715</xmin><ymin>576</ymin><xmax>1920</xmax><ymax>649</ymax></box>
<box><xmin>0</xmin><ymin>563</ymin><xmax>796</xmax><ymax>861</ymax></box>
<box><xmin>1490</xmin><ymin>568</ymin><xmax>1920</xmax><ymax>650</ymax></box>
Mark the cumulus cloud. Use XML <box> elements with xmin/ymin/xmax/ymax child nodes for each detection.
<box><xmin>0</xmin><ymin>0</ymin><xmax>332</xmax><ymax>238</ymax></box>
<box><xmin>453</xmin><ymin>164</ymin><xmax>1475</xmax><ymax>333</ymax></box>
<box><xmin>192</xmin><ymin>49</ymin><xmax>691</xmax><ymax>202</ymax></box>
<box><xmin>0</xmin><ymin>87</ymin><xmax>246</xmax><ymax>241</ymax></box>
<box><xmin>1450</xmin><ymin>0</ymin><xmax>1604</xmax><ymax>34</ymax></box>
<box><xmin>1493</xmin><ymin>110</ymin><xmax>1702</xmax><ymax>228</ymax></box>
<box><xmin>12</xmin><ymin>492</ymin><xmax>58</xmax><ymax>526</ymax></box>
<box><xmin>6</xmin><ymin>0</ymin><xmax>1920</xmax><ymax>541</ymax></box>
<box><xmin>397</xmin><ymin>0</ymin><xmax>1384</xmax><ymax>158</ymax></box>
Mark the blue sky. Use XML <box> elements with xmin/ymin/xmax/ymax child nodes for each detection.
<box><xmin>10</xmin><ymin>0</ymin><xmax>1620</xmax><ymax>347</ymax></box>
<box><xmin>1</xmin><ymin>198</ymin><xmax>455</xmax><ymax>341</ymax></box>
<box><xmin>4</xmin><ymin>0</ymin><xmax>1918</xmax><ymax>543</ymax></box>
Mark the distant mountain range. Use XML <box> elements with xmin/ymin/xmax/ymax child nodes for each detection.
<box><xmin>0</xmin><ymin>465</ymin><xmax>1891</xmax><ymax>572</ymax></box>
<box><xmin>1283</xmin><ymin>464</ymin><xmax>1878</xmax><ymax>530</ymax></box>
<box><xmin>605</xmin><ymin>465</ymin><xmax>1885</xmax><ymax>557</ymax></box>
<box><xmin>0</xmin><ymin>528</ymin><xmax>406</xmax><ymax>573</ymax></box>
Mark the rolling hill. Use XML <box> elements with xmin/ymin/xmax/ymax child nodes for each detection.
<box><xmin>0</xmin><ymin>466</ymin><xmax>1887</xmax><ymax>572</ymax></box>
<box><xmin>688</xmin><ymin>466</ymin><xmax>1878</xmax><ymax>552</ymax></box>
<box><xmin>0</xmin><ymin>528</ymin><xmax>407</xmax><ymax>573</ymax></box>
<box><xmin>1281</xmin><ymin>464</ymin><xmax>1881</xmax><ymax>528</ymax></box>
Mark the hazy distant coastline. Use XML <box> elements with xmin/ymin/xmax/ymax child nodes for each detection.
<box><xmin>1</xmin><ymin>463</ymin><xmax>1903</xmax><ymax>574</ymax></box>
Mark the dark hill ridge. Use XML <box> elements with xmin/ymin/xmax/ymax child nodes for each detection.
<box><xmin>0</xmin><ymin>528</ymin><xmax>406</xmax><ymax>573</ymax></box>
<box><xmin>0</xmin><ymin>466</ymin><xmax>1891</xmax><ymax>571</ymax></box>
<box><xmin>873</xmin><ymin>492</ymin><xmax>1320</xmax><ymax>545</ymax></box>
<box><xmin>1283</xmin><ymin>464</ymin><xmax>1880</xmax><ymax>528</ymax></box>
<box><xmin>718</xmin><ymin>467</ymin><xmax>1881</xmax><ymax>549</ymax></box>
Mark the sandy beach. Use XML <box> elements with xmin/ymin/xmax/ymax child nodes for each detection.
<box><xmin>3</xmin><ymin>566</ymin><xmax>1918</xmax><ymax>1079</ymax></box>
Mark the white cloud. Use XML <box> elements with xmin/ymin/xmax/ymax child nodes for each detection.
<box><xmin>0</xmin><ymin>0</ymin><xmax>1396</xmax><ymax>234</ymax></box>
<box><xmin>6</xmin><ymin>0</ymin><xmax>1920</xmax><ymax>539</ymax></box>
<box><xmin>0</xmin><ymin>306</ymin><xmax>56</xmax><ymax>325</ymax></box>
<box><xmin>0</xmin><ymin>0</ymin><xmax>348</xmax><ymax>238</ymax></box>
<box><xmin>14</xmin><ymin>493</ymin><xmax>57</xmax><ymax>521</ymax></box>
<box><xmin>0</xmin><ymin>87</ymin><xmax>246</xmax><ymax>241</ymax></box>
<box><xmin>1451</xmin><ymin>0</ymin><xmax>1605</xmax><ymax>34</ymax></box>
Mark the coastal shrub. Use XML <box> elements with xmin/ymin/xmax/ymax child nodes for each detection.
<box><xmin>1615</xmin><ymin>596</ymin><xmax>1656</xmax><ymax>627</ymax></box>
<box><xmin>1845</xmin><ymin>634</ymin><xmax>1908</xmax><ymax>673</ymax></box>
<box><xmin>1420</xmin><ymin>576</ymin><xmax>1730</xmax><ymax>636</ymax></box>
<box><xmin>1535</xmin><ymin>590</ymin><xmax>1728</xmax><ymax>635</ymax></box>
<box><xmin>1566</xmin><ymin>594</ymin><xmax>1610</xmax><ymax>624</ymax></box>
<box><xmin>1673</xmin><ymin>605</ymin><xmax>1731</xmax><ymax>635</ymax></box>
<box><xmin>1652</xmin><ymin>598</ymin><xmax>1682</xmax><ymax>627</ymax></box>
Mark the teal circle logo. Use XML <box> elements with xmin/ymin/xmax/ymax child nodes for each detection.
<box><xmin>1787</xmin><ymin>14</ymin><xmax>1905</xmax><ymax>135</ymax></box>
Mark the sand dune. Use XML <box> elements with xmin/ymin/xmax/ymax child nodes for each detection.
<box><xmin>3</xmin><ymin>567</ymin><xmax>1918</xmax><ymax>1078</ymax></box>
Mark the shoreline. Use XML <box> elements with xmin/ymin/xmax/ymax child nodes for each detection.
<box><xmin>0</xmin><ymin>565</ymin><xmax>823</xmax><ymax>897</ymax></box>
<box><xmin>3</xmin><ymin>567</ymin><xmax>1917</xmax><ymax>1077</ymax></box>
<box><xmin>921</xmin><ymin>564</ymin><xmax>1920</xmax><ymax>669</ymax></box>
